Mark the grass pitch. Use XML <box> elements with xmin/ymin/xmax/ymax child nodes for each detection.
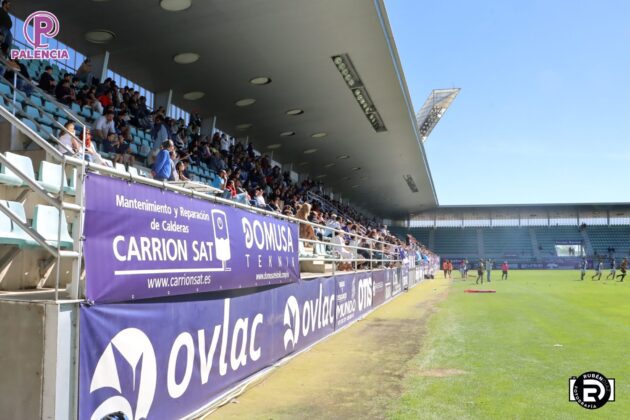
<box><xmin>390</xmin><ymin>270</ymin><xmax>630</xmax><ymax>419</ymax></box>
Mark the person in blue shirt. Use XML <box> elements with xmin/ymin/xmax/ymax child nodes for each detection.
<box><xmin>152</xmin><ymin>140</ymin><xmax>174</xmax><ymax>181</ymax></box>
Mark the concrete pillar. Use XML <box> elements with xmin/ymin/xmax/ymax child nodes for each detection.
<box><xmin>154</xmin><ymin>90</ymin><xmax>173</xmax><ymax>115</ymax></box>
<box><xmin>200</xmin><ymin>116</ymin><xmax>215</xmax><ymax>136</ymax></box>
<box><xmin>89</xmin><ymin>51</ymin><xmax>110</xmax><ymax>83</ymax></box>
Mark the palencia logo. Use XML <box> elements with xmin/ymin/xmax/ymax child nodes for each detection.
<box><xmin>569</xmin><ymin>371</ymin><xmax>615</xmax><ymax>409</ymax></box>
<box><xmin>283</xmin><ymin>284</ymin><xmax>335</xmax><ymax>351</ymax></box>
<box><xmin>89</xmin><ymin>299</ymin><xmax>264</xmax><ymax>419</ymax></box>
<box><xmin>89</xmin><ymin>328</ymin><xmax>157</xmax><ymax>420</ymax></box>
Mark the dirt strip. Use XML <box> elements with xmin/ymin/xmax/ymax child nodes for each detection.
<box><xmin>206</xmin><ymin>278</ymin><xmax>450</xmax><ymax>420</ymax></box>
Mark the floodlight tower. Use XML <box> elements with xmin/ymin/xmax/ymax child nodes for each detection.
<box><xmin>416</xmin><ymin>88</ymin><xmax>460</xmax><ymax>142</ymax></box>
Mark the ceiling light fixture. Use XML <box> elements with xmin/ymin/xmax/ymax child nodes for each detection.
<box><xmin>351</xmin><ymin>184</ymin><xmax>360</xmax><ymax>189</ymax></box>
<box><xmin>336</xmin><ymin>154</ymin><xmax>350</xmax><ymax>160</ymax></box>
<box><xmin>298</xmin><ymin>161</ymin><xmax>309</xmax><ymax>166</ymax></box>
<box><xmin>235</xmin><ymin>123</ymin><xmax>253</xmax><ymax>130</ymax></box>
<box><xmin>352</xmin><ymin>167</ymin><xmax>362</xmax><ymax>171</ymax></box>
<box><xmin>160</xmin><ymin>0</ymin><xmax>192</xmax><ymax>12</ymax></box>
<box><xmin>235</xmin><ymin>98</ymin><xmax>256</xmax><ymax>107</ymax></box>
<box><xmin>403</xmin><ymin>174</ymin><xmax>419</xmax><ymax>193</ymax></box>
<box><xmin>315</xmin><ymin>174</ymin><xmax>327</xmax><ymax>179</ymax></box>
<box><xmin>173</xmin><ymin>52</ymin><xmax>199</xmax><ymax>64</ymax></box>
<box><xmin>303</xmin><ymin>148</ymin><xmax>317</xmax><ymax>154</ymax></box>
<box><xmin>85</xmin><ymin>30</ymin><xmax>115</xmax><ymax>44</ymax></box>
<box><xmin>280</xmin><ymin>131</ymin><xmax>295</xmax><ymax>137</ymax></box>
<box><xmin>267</xmin><ymin>144</ymin><xmax>282</xmax><ymax>150</ymax></box>
<box><xmin>332</xmin><ymin>53</ymin><xmax>387</xmax><ymax>132</ymax></box>
<box><xmin>183</xmin><ymin>91</ymin><xmax>204</xmax><ymax>100</ymax></box>
<box><xmin>324</xmin><ymin>163</ymin><xmax>335</xmax><ymax>168</ymax></box>
<box><xmin>249</xmin><ymin>76</ymin><xmax>272</xmax><ymax>85</ymax></box>
<box><xmin>311</xmin><ymin>132</ymin><xmax>327</xmax><ymax>138</ymax></box>
<box><xmin>286</xmin><ymin>109</ymin><xmax>304</xmax><ymax>116</ymax></box>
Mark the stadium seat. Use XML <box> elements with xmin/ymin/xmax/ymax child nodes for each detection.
<box><xmin>80</xmin><ymin>106</ymin><xmax>92</xmax><ymax>119</ymax></box>
<box><xmin>64</xmin><ymin>168</ymin><xmax>77</xmax><ymax>196</ymax></box>
<box><xmin>0</xmin><ymin>82</ymin><xmax>11</xmax><ymax>96</ymax></box>
<box><xmin>0</xmin><ymin>152</ymin><xmax>35</xmax><ymax>187</ymax></box>
<box><xmin>38</xmin><ymin>161</ymin><xmax>69</xmax><ymax>194</ymax></box>
<box><xmin>0</xmin><ymin>201</ymin><xmax>37</xmax><ymax>247</ymax></box>
<box><xmin>36</xmin><ymin>112</ymin><xmax>55</xmax><ymax>127</ymax></box>
<box><xmin>32</xmin><ymin>205</ymin><xmax>73</xmax><ymax>249</ymax></box>
<box><xmin>128</xmin><ymin>166</ymin><xmax>139</xmax><ymax>177</ymax></box>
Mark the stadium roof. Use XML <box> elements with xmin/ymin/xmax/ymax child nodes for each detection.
<box><xmin>416</xmin><ymin>88</ymin><xmax>460</xmax><ymax>142</ymax></box>
<box><xmin>14</xmin><ymin>0</ymin><xmax>439</xmax><ymax>218</ymax></box>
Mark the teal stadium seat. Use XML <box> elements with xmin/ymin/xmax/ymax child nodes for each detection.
<box><xmin>32</xmin><ymin>205</ymin><xmax>73</xmax><ymax>248</ymax></box>
<box><xmin>0</xmin><ymin>201</ymin><xmax>36</xmax><ymax>246</ymax></box>
<box><xmin>38</xmin><ymin>161</ymin><xmax>70</xmax><ymax>194</ymax></box>
<box><xmin>0</xmin><ymin>152</ymin><xmax>36</xmax><ymax>187</ymax></box>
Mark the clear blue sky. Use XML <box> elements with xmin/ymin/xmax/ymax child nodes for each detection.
<box><xmin>385</xmin><ymin>0</ymin><xmax>630</xmax><ymax>205</ymax></box>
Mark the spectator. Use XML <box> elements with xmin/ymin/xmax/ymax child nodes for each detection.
<box><xmin>38</xmin><ymin>66</ymin><xmax>56</xmax><ymax>94</ymax></box>
<box><xmin>76</xmin><ymin>58</ymin><xmax>93</xmax><ymax>85</ymax></box>
<box><xmin>0</xmin><ymin>1</ymin><xmax>11</xmax><ymax>55</ymax></box>
<box><xmin>152</xmin><ymin>140</ymin><xmax>174</xmax><ymax>181</ymax></box>
<box><xmin>176</xmin><ymin>161</ymin><xmax>189</xmax><ymax>181</ymax></box>
<box><xmin>92</xmin><ymin>110</ymin><xmax>116</xmax><ymax>142</ymax></box>
<box><xmin>150</xmin><ymin>114</ymin><xmax>168</xmax><ymax>163</ymax></box>
<box><xmin>297</xmin><ymin>203</ymin><xmax>317</xmax><ymax>241</ymax></box>
<box><xmin>253</xmin><ymin>187</ymin><xmax>266</xmax><ymax>208</ymax></box>
<box><xmin>55</xmin><ymin>78</ymin><xmax>73</xmax><ymax>105</ymax></box>
<box><xmin>57</xmin><ymin>121</ymin><xmax>79</xmax><ymax>155</ymax></box>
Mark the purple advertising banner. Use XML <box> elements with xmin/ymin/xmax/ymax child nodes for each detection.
<box><xmin>79</xmin><ymin>277</ymin><xmax>336</xmax><ymax>420</ymax></box>
<box><xmin>272</xmin><ymin>277</ymin><xmax>337</xmax><ymax>357</ymax></box>
<box><xmin>384</xmin><ymin>269</ymin><xmax>393</xmax><ymax>301</ymax></box>
<box><xmin>391</xmin><ymin>267</ymin><xmax>402</xmax><ymax>297</ymax></box>
<box><xmin>83</xmin><ymin>174</ymin><xmax>300</xmax><ymax>303</ymax></box>
<box><xmin>401</xmin><ymin>266</ymin><xmax>409</xmax><ymax>290</ymax></box>
<box><xmin>335</xmin><ymin>273</ymin><xmax>373</xmax><ymax>329</ymax></box>
<box><xmin>372</xmin><ymin>270</ymin><xmax>386</xmax><ymax>307</ymax></box>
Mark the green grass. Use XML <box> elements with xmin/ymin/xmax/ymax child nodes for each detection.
<box><xmin>389</xmin><ymin>270</ymin><xmax>630</xmax><ymax>419</ymax></box>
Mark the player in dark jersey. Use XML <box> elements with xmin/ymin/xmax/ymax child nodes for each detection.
<box><xmin>616</xmin><ymin>258</ymin><xmax>627</xmax><ymax>282</ymax></box>
<box><xmin>606</xmin><ymin>258</ymin><xmax>616</xmax><ymax>280</ymax></box>
<box><xmin>591</xmin><ymin>259</ymin><xmax>603</xmax><ymax>281</ymax></box>
<box><xmin>476</xmin><ymin>260</ymin><xmax>484</xmax><ymax>284</ymax></box>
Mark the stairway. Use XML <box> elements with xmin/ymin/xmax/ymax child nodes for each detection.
<box><xmin>529</xmin><ymin>229</ymin><xmax>541</xmax><ymax>259</ymax></box>
<box><xmin>477</xmin><ymin>229</ymin><xmax>484</xmax><ymax>257</ymax></box>
<box><xmin>580</xmin><ymin>230</ymin><xmax>593</xmax><ymax>256</ymax></box>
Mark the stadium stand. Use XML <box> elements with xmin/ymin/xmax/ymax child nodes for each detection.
<box><xmin>482</xmin><ymin>226</ymin><xmax>533</xmax><ymax>258</ymax></box>
<box><xmin>432</xmin><ymin>227</ymin><xmax>479</xmax><ymax>256</ymax></box>
<box><xmin>586</xmin><ymin>225</ymin><xmax>630</xmax><ymax>256</ymax></box>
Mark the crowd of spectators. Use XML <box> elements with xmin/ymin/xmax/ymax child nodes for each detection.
<box><xmin>0</xmin><ymin>51</ymin><xmax>439</xmax><ymax>269</ymax></box>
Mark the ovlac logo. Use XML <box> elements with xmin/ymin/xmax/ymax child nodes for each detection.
<box><xmin>89</xmin><ymin>328</ymin><xmax>157</xmax><ymax>420</ymax></box>
<box><xmin>10</xmin><ymin>11</ymin><xmax>69</xmax><ymax>60</ymax></box>
<box><xmin>282</xmin><ymin>284</ymin><xmax>335</xmax><ymax>351</ymax></box>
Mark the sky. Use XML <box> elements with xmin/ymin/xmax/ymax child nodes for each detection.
<box><xmin>385</xmin><ymin>0</ymin><xmax>630</xmax><ymax>205</ymax></box>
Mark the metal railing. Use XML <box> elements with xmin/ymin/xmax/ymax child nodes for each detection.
<box><xmin>0</xmin><ymin>61</ymin><xmax>428</xmax><ymax>301</ymax></box>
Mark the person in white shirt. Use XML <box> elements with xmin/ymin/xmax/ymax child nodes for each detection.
<box><xmin>331</xmin><ymin>231</ymin><xmax>353</xmax><ymax>270</ymax></box>
<box><xmin>220</xmin><ymin>134</ymin><xmax>231</xmax><ymax>155</ymax></box>
<box><xmin>57</xmin><ymin>121</ymin><xmax>79</xmax><ymax>154</ymax></box>
<box><xmin>92</xmin><ymin>110</ymin><xmax>116</xmax><ymax>141</ymax></box>
<box><xmin>254</xmin><ymin>187</ymin><xmax>266</xmax><ymax>208</ymax></box>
